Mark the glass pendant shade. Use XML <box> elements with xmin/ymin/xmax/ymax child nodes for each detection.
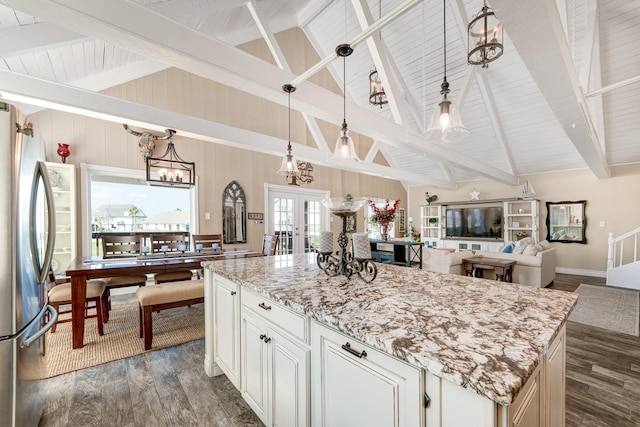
<box><xmin>333</xmin><ymin>120</ymin><xmax>360</xmax><ymax>161</ymax></box>
<box><xmin>425</xmin><ymin>79</ymin><xmax>469</xmax><ymax>142</ymax></box>
<box><xmin>277</xmin><ymin>149</ymin><xmax>300</xmax><ymax>175</ymax></box>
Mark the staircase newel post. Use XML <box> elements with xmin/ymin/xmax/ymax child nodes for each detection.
<box><xmin>607</xmin><ymin>232</ymin><xmax>614</xmax><ymax>270</ymax></box>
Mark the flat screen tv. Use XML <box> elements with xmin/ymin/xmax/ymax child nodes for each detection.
<box><xmin>445</xmin><ymin>204</ymin><xmax>503</xmax><ymax>240</ymax></box>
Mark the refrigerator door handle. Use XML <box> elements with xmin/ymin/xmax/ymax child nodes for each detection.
<box><xmin>20</xmin><ymin>305</ymin><xmax>57</xmax><ymax>348</ymax></box>
<box><xmin>30</xmin><ymin>161</ymin><xmax>56</xmax><ymax>284</ymax></box>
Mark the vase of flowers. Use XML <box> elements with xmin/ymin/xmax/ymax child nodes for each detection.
<box><xmin>368</xmin><ymin>199</ymin><xmax>400</xmax><ymax>241</ymax></box>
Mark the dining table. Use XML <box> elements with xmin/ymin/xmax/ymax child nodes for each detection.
<box><xmin>65</xmin><ymin>250</ymin><xmax>263</xmax><ymax>349</ymax></box>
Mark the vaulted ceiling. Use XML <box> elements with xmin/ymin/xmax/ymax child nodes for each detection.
<box><xmin>0</xmin><ymin>0</ymin><xmax>638</xmax><ymax>189</ymax></box>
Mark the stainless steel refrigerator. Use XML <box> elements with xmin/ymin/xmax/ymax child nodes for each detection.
<box><xmin>0</xmin><ymin>103</ymin><xmax>58</xmax><ymax>427</ymax></box>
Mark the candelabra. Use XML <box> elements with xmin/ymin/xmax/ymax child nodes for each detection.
<box><xmin>318</xmin><ymin>197</ymin><xmax>377</xmax><ymax>283</ymax></box>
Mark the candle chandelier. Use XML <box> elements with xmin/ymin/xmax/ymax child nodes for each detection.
<box><xmin>369</xmin><ymin>0</ymin><xmax>388</xmax><ymax>108</ymax></box>
<box><xmin>467</xmin><ymin>0</ymin><xmax>504</xmax><ymax>68</ymax></box>
<box><xmin>145</xmin><ymin>130</ymin><xmax>195</xmax><ymax>188</ymax></box>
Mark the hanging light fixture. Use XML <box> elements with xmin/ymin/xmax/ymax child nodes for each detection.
<box><xmin>333</xmin><ymin>43</ymin><xmax>360</xmax><ymax>161</ymax></box>
<box><xmin>425</xmin><ymin>0</ymin><xmax>469</xmax><ymax>142</ymax></box>
<box><xmin>467</xmin><ymin>1</ymin><xmax>503</xmax><ymax>68</ymax></box>
<box><xmin>277</xmin><ymin>83</ymin><xmax>301</xmax><ymax>180</ymax></box>
<box><xmin>369</xmin><ymin>0</ymin><xmax>388</xmax><ymax>108</ymax></box>
<box><xmin>145</xmin><ymin>131</ymin><xmax>196</xmax><ymax>188</ymax></box>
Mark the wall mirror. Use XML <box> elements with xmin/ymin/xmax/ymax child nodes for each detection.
<box><xmin>546</xmin><ymin>200</ymin><xmax>587</xmax><ymax>244</ymax></box>
<box><xmin>222</xmin><ymin>181</ymin><xmax>246</xmax><ymax>244</ymax></box>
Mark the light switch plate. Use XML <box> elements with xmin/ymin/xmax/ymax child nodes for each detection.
<box><xmin>205</xmin><ymin>212</ymin><xmax>211</xmax><ymax>220</ymax></box>
<box><xmin>599</xmin><ymin>220</ymin><xmax>605</xmax><ymax>228</ymax></box>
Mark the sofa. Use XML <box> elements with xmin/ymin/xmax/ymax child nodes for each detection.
<box><xmin>422</xmin><ymin>245</ymin><xmax>556</xmax><ymax>288</ymax></box>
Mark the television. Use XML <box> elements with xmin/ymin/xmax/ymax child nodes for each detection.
<box><xmin>445</xmin><ymin>204</ymin><xmax>503</xmax><ymax>240</ymax></box>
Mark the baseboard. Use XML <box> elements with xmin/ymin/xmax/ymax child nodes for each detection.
<box><xmin>203</xmin><ymin>356</ymin><xmax>224</xmax><ymax>377</ymax></box>
<box><xmin>555</xmin><ymin>267</ymin><xmax>606</xmax><ymax>278</ymax></box>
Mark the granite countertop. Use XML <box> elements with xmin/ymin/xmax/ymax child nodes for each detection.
<box><xmin>202</xmin><ymin>254</ymin><xmax>577</xmax><ymax>406</ymax></box>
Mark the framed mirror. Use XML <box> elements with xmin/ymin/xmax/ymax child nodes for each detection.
<box><xmin>222</xmin><ymin>181</ymin><xmax>246</xmax><ymax>244</ymax></box>
<box><xmin>546</xmin><ymin>200</ymin><xmax>586</xmax><ymax>244</ymax></box>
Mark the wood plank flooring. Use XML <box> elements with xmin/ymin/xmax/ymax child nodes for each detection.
<box><xmin>549</xmin><ymin>274</ymin><xmax>640</xmax><ymax>427</ymax></box>
<box><xmin>40</xmin><ymin>274</ymin><xmax>640</xmax><ymax>426</ymax></box>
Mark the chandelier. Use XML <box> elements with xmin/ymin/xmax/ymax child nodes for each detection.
<box><xmin>467</xmin><ymin>1</ymin><xmax>504</xmax><ymax>68</ymax></box>
<box><xmin>369</xmin><ymin>0</ymin><xmax>388</xmax><ymax>108</ymax></box>
<box><xmin>145</xmin><ymin>131</ymin><xmax>195</xmax><ymax>188</ymax></box>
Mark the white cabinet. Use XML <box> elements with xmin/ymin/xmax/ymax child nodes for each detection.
<box><xmin>211</xmin><ymin>274</ymin><xmax>242</xmax><ymax>389</ymax></box>
<box><xmin>241</xmin><ymin>289</ymin><xmax>310</xmax><ymax>427</ymax></box>
<box><xmin>504</xmin><ymin>199</ymin><xmax>539</xmax><ymax>243</ymax></box>
<box><xmin>311</xmin><ymin>321</ymin><xmax>423</xmax><ymax>427</ymax></box>
<box><xmin>45</xmin><ymin>162</ymin><xmax>76</xmax><ymax>278</ymax></box>
<box><xmin>420</xmin><ymin>205</ymin><xmax>443</xmax><ymax>247</ymax></box>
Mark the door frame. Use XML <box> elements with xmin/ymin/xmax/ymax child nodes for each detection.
<box><xmin>264</xmin><ymin>184</ymin><xmax>330</xmax><ymax>254</ymax></box>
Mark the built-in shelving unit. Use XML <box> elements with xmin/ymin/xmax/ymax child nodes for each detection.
<box><xmin>420</xmin><ymin>204</ymin><xmax>443</xmax><ymax>248</ymax></box>
<box><xmin>504</xmin><ymin>199</ymin><xmax>539</xmax><ymax>243</ymax></box>
<box><xmin>46</xmin><ymin>162</ymin><xmax>76</xmax><ymax>277</ymax></box>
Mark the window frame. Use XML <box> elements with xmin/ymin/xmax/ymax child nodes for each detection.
<box><xmin>80</xmin><ymin>163</ymin><xmax>199</xmax><ymax>256</ymax></box>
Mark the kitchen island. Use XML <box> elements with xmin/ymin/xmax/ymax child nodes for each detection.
<box><xmin>202</xmin><ymin>254</ymin><xmax>577</xmax><ymax>427</ymax></box>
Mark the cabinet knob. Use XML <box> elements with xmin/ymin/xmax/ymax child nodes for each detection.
<box><xmin>341</xmin><ymin>342</ymin><xmax>367</xmax><ymax>358</ymax></box>
<box><xmin>230</xmin><ymin>291</ymin><xmax>237</xmax><ymax>296</ymax></box>
<box><xmin>259</xmin><ymin>334</ymin><xmax>266</xmax><ymax>340</ymax></box>
<box><xmin>259</xmin><ymin>334</ymin><xmax>271</xmax><ymax>343</ymax></box>
<box><xmin>258</xmin><ymin>302</ymin><xmax>272</xmax><ymax>311</ymax></box>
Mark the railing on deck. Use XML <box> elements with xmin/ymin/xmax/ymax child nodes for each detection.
<box><xmin>607</xmin><ymin>227</ymin><xmax>640</xmax><ymax>270</ymax></box>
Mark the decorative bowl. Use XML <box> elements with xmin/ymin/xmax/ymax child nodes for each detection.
<box><xmin>321</xmin><ymin>196</ymin><xmax>366</xmax><ymax>213</ymax></box>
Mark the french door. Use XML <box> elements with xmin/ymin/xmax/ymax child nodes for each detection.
<box><xmin>265</xmin><ymin>185</ymin><xmax>329</xmax><ymax>255</ymax></box>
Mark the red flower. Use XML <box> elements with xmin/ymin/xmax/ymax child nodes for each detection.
<box><xmin>368</xmin><ymin>199</ymin><xmax>400</xmax><ymax>228</ymax></box>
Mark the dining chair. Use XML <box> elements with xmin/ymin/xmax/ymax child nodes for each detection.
<box><xmin>150</xmin><ymin>234</ymin><xmax>194</xmax><ymax>283</ymax></box>
<box><xmin>100</xmin><ymin>234</ymin><xmax>148</xmax><ymax>309</ymax></box>
<box><xmin>46</xmin><ymin>269</ymin><xmax>108</xmax><ymax>334</ymax></box>
<box><xmin>191</xmin><ymin>233</ymin><xmax>223</xmax><ymax>251</ymax></box>
<box><xmin>262</xmin><ymin>234</ymin><xmax>279</xmax><ymax>256</ymax></box>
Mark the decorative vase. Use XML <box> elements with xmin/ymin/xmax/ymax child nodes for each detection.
<box><xmin>380</xmin><ymin>224</ymin><xmax>389</xmax><ymax>241</ymax></box>
<box><xmin>57</xmin><ymin>143</ymin><xmax>70</xmax><ymax>163</ymax></box>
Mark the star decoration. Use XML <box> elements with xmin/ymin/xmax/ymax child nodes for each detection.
<box><xmin>469</xmin><ymin>188</ymin><xmax>481</xmax><ymax>200</ymax></box>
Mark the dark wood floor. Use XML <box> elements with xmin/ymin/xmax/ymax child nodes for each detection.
<box><xmin>549</xmin><ymin>274</ymin><xmax>640</xmax><ymax>427</ymax></box>
<box><xmin>40</xmin><ymin>274</ymin><xmax>639</xmax><ymax>426</ymax></box>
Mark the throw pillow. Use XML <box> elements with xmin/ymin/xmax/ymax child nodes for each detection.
<box><xmin>539</xmin><ymin>240</ymin><xmax>552</xmax><ymax>249</ymax></box>
<box><xmin>513</xmin><ymin>237</ymin><xmax>533</xmax><ymax>254</ymax></box>
<box><xmin>534</xmin><ymin>243</ymin><xmax>545</xmax><ymax>253</ymax></box>
<box><xmin>522</xmin><ymin>244</ymin><xmax>539</xmax><ymax>256</ymax></box>
<box><xmin>501</xmin><ymin>243</ymin><xmax>514</xmax><ymax>253</ymax></box>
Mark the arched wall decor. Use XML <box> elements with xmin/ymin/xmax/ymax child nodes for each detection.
<box><xmin>222</xmin><ymin>181</ymin><xmax>247</xmax><ymax>244</ymax></box>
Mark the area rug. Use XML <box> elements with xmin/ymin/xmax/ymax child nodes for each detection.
<box><xmin>569</xmin><ymin>284</ymin><xmax>640</xmax><ymax>336</ymax></box>
<box><xmin>44</xmin><ymin>302</ymin><xmax>204</xmax><ymax>378</ymax></box>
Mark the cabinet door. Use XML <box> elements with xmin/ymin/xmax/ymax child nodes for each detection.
<box><xmin>545</xmin><ymin>327</ymin><xmax>565</xmax><ymax>427</ymax></box>
<box><xmin>312</xmin><ymin>322</ymin><xmax>421</xmax><ymax>427</ymax></box>
<box><xmin>270</xmin><ymin>328</ymin><xmax>310</xmax><ymax>427</ymax></box>
<box><xmin>241</xmin><ymin>311</ymin><xmax>269</xmax><ymax>424</ymax></box>
<box><xmin>213</xmin><ymin>276</ymin><xmax>240</xmax><ymax>388</ymax></box>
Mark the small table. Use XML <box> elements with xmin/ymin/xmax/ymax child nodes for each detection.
<box><xmin>462</xmin><ymin>256</ymin><xmax>516</xmax><ymax>282</ymax></box>
<box><xmin>369</xmin><ymin>239</ymin><xmax>423</xmax><ymax>268</ymax></box>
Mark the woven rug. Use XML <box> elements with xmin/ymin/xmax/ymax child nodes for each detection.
<box><xmin>44</xmin><ymin>302</ymin><xmax>204</xmax><ymax>378</ymax></box>
<box><xmin>569</xmin><ymin>284</ymin><xmax>640</xmax><ymax>336</ymax></box>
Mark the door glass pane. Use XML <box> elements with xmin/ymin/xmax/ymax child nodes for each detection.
<box><xmin>304</xmin><ymin>200</ymin><xmax>321</xmax><ymax>253</ymax></box>
<box><xmin>273</xmin><ymin>197</ymin><xmax>294</xmax><ymax>254</ymax></box>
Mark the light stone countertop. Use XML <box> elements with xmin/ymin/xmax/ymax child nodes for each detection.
<box><xmin>202</xmin><ymin>253</ymin><xmax>577</xmax><ymax>406</ymax></box>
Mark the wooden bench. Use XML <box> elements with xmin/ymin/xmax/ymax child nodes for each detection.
<box><xmin>135</xmin><ymin>279</ymin><xmax>204</xmax><ymax>350</ymax></box>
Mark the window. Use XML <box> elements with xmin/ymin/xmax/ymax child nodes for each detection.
<box><xmin>81</xmin><ymin>164</ymin><xmax>198</xmax><ymax>256</ymax></box>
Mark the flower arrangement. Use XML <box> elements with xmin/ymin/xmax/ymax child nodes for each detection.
<box><xmin>368</xmin><ymin>199</ymin><xmax>400</xmax><ymax>228</ymax></box>
<box><xmin>411</xmin><ymin>227</ymin><xmax>420</xmax><ymax>242</ymax></box>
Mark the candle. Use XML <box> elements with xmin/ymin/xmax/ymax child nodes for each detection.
<box><xmin>161</xmin><ymin>245</ymin><xmax>169</xmax><ymax>253</ymax></box>
<box><xmin>141</xmin><ymin>246</ymin><xmax>149</xmax><ymax>254</ymax></box>
<box><xmin>212</xmin><ymin>243</ymin><xmax>219</xmax><ymax>250</ymax></box>
<box><xmin>178</xmin><ymin>244</ymin><xmax>187</xmax><ymax>252</ymax></box>
<box><xmin>352</xmin><ymin>233</ymin><xmax>371</xmax><ymax>260</ymax></box>
<box><xmin>195</xmin><ymin>244</ymin><xmax>203</xmax><ymax>251</ymax></box>
<box><xmin>408</xmin><ymin>217</ymin><xmax>413</xmax><ymax>222</ymax></box>
<box><xmin>319</xmin><ymin>231</ymin><xmax>333</xmax><ymax>253</ymax></box>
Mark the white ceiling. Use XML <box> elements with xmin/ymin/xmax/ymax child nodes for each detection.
<box><xmin>0</xmin><ymin>0</ymin><xmax>638</xmax><ymax>189</ymax></box>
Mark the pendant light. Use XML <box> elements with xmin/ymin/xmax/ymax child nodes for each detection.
<box><xmin>369</xmin><ymin>0</ymin><xmax>388</xmax><ymax>108</ymax></box>
<box><xmin>333</xmin><ymin>43</ymin><xmax>360</xmax><ymax>161</ymax></box>
<box><xmin>468</xmin><ymin>0</ymin><xmax>503</xmax><ymax>68</ymax></box>
<box><xmin>145</xmin><ymin>130</ymin><xmax>196</xmax><ymax>188</ymax></box>
<box><xmin>425</xmin><ymin>0</ymin><xmax>469</xmax><ymax>142</ymax></box>
<box><xmin>277</xmin><ymin>84</ymin><xmax>301</xmax><ymax>177</ymax></box>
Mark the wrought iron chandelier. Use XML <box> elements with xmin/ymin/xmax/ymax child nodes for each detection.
<box><xmin>369</xmin><ymin>0</ymin><xmax>388</xmax><ymax>108</ymax></box>
<box><xmin>425</xmin><ymin>0</ymin><xmax>469</xmax><ymax>142</ymax></box>
<box><xmin>145</xmin><ymin>131</ymin><xmax>195</xmax><ymax>188</ymax></box>
<box><xmin>467</xmin><ymin>0</ymin><xmax>504</xmax><ymax>68</ymax></box>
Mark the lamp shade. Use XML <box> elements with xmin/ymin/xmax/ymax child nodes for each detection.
<box><xmin>332</xmin><ymin>121</ymin><xmax>360</xmax><ymax>161</ymax></box>
<box><xmin>425</xmin><ymin>95</ymin><xmax>469</xmax><ymax>142</ymax></box>
<box><xmin>277</xmin><ymin>152</ymin><xmax>300</xmax><ymax>175</ymax></box>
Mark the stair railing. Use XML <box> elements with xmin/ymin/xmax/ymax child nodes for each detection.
<box><xmin>607</xmin><ymin>228</ymin><xmax>640</xmax><ymax>270</ymax></box>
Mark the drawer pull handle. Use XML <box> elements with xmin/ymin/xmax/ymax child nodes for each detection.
<box><xmin>230</xmin><ymin>291</ymin><xmax>237</xmax><ymax>296</ymax></box>
<box><xmin>258</xmin><ymin>302</ymin><xmax>272</xmax><ymax>311</ymax></box>
<box><xmin>341</xmin><ymin>342</ymin><xmax>367</xmax><ymax>358</ymax></box>
<box><xmin>259</xmin><ymin>334</ymin><xmax>271</xmax><ymax>343</ymax></box>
